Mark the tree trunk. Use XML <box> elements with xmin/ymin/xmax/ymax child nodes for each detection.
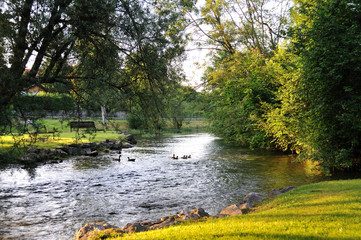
<box><xmin>101</xmin><ymin>106</ymin><xmax>107</xmax><ymax>126</ymax></box>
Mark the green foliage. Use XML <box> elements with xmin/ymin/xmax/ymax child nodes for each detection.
<box><xmin>71</xmin><ymin>0</ymin><xmax>192</xmax><ymax>131</ymax></box>
<box><xmin>205</xmin><ymin>50</ymin><xmax>277</xmax><ymax>148</ymax></box>
<box><xmin>198</xmin><ymin>0</ymin><xmax>291</xmax><ymax>56</ymax></box>
<box><xmin>165</xmin><ymin>85</ymin><xmax>205</xmax><ymax>131</ymax></box>
<box><xmin>260</xmin><ymin>46</ymin><xmax>305</xmax><ymax>154</ymax></box>
<box><xmin>0</xmin><ymin>0</ymin><xmax>194</xmax><ymax>150</ymax></box>
<box><xmin>16</xmin><ymin>94</ymin><xmax>76</xmax><ymax>113</ymax></box>
<box><xmin>202</xmin><ymin>0</ymin><xmax>361</xmax><ymax>171</ymax></box>
<box><xmin>200</xmin><ymin>0</ymin><xmax>292</xmax><ymax>149</ymax></box>
<box><xmin>126</xmin><ymin>107</ymin><xmax>146</xmax><ymax>130</ymax></box>
<box><xmin>290</xmin><ymin>0</ymin><xmax>361</xmax><ymax>169</ymax></box>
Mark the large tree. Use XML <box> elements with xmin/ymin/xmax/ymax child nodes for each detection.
<box><xmin>289</xmin><ymin>0</ymin><xmax>361</xmax><ymax>169</ymax></box>
<box><xmin>194</xmin><ymin>0</ymin><xmax>291</xmax><ymax>56</ymax></box>
<box><xmin>204</xmin><ymin>50</ymin><xmax>278</xmax><ymax>148</ymax></box>
<box><xmin>198</xmin><ymin>0</ymin><xmax>291</xmax><ymax>147</ymax></box>
<box><xmin>0</xmin><ymin>0</ymin><xmax>192</xmax><ymax>134</ymax></box>
<box><xmin>0</xmin><ymin>0</ymin><xmax>118</xmax><ymax>128</ymax></box>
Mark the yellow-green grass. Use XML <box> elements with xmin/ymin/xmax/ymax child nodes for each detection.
<box><xmin>94</xmin><ymin>179</ymin><xmax>361</xmax><ymax>240</ymax></box>
<box><xmin>0</xmin><ymin>119</ymin><xmax>208</xmax><ymax>149</ymax></box>
<box><xmin>0</xmin><ymin>119</ymin><xmax>128</xmax><ymax>149</ymax></box>
<box><xmin>0</xmin><ymin>131</ymin><xmax>125</xmax><ymax>149</ymax></box>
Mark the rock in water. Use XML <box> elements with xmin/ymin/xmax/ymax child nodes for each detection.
<box><xmin>126</xmin><ymin>134</ymin><xmax>137</xmax><ymax>145</ymax></box>
<box><xmin>85</xmin><ymin>150</ymin><xmax>98</xmax><ymax>157</ymax></box>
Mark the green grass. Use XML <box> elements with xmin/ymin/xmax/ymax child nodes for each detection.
<box><xmin>93</xmin><ymin>179</ymin><xmax>361</xmax><ymax>240</ymax></box>
<box><xmin>0</xmin><ymin>119</ymin><xmax>208</xmax><ymax>150</ymax></box>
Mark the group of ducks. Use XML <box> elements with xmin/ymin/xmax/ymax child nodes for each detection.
<box><xmin>112</xmin><ymin>152</ymin><xmax>191</xmax><ymax>162</ymax></box>
<box><xmin>171</xmin><ymin>154</ymin><xmax>191</xmax><ymax>160</ymax></box>
<box><xmin>112</xmin><ymin>150</ymin><xmax>135</xmax><ymax>162</ymax></box>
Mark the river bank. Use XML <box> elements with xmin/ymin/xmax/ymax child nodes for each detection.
<box><xmin>0</xmin><ymin>119</ymin><xmax>208</xmax><ymax>166</ymax></box>
<box><xmin>75</xmin><ymin>186</ymin><xmax>295</xmax><ymax>239</ymax></box>
<box><xmin>81</xmin><ymin>179</ymin><xmax>361</xmax><ymax>240</ymax></box>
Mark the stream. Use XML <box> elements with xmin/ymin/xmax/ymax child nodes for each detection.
<box><xmin>0</xmin><ymin>133</ymin><xmax>341</xmax><ymax>239</ymax></box>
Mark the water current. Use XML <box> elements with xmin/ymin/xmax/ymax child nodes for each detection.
<box><xmin>0</xmin><ymin>133</ymin><xmax>339</xmax><ymax>239</ymax></box>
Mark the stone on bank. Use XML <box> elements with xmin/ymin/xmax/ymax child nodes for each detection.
<box><xmin>18</xmin><ymin>134</ymin><xmax>136</xmax><ymax>164</ymax></box>
<box><xmin>74</xmin><ymin>186</ymin><xmax>297</xmax><ymax>239</ymax></box>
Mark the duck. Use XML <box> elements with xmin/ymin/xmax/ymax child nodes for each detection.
<box><xmin>112</xmin><ymin>155</ymin><xmax>121</xmax><ymax>162</ymax></box>
<box><xmin>127</xmin><ymin>157</ymin><xmax>136</xmax><ymax>162</ymax></box>
<box><xmin>181</xmin><ymin>155</ymin><xmax>188</xmax><ymax>159</ymax></box>
<box><xmin>171</xmin><ymin>154</ymin><xmax>178</xmax><ymax>159</ymax></box>
<box><xmin>188</xmin><ymin>155</ymin><xmax>191</xmax><ymax>158</ymax></box>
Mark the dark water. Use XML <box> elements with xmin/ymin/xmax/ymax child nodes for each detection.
<box><xmin>0</xmin><ymin>133</ymin><xmax>338</xmax><ymax>240</ymax></box>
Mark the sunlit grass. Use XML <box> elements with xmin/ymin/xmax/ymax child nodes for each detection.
<box><xmin>0</xmin><ymin>132</ymin><xmax>125</xmax><ymax>148</ymax></box>
<box><xmin>0</xmin><ymin>119</ymin><xmax>207</xmax><ymax>150</ymax></box>
<box><xmin>94</xmin><ymin>179</ymin><xmax>361</xmax><ymax>240</ymax></box>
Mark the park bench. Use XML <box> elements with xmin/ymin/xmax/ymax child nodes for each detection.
<box><xmin>70</xmin><ymin>121</ymin><xmax>96</xmax><ymax>132</ymax></box>
<box><xmin>36</xmin><ymin>130</ymin><xmax>56</xmax><ymax>139</ymax></box>
<box><xmin>31</xmin><ymin>125</ymin><xmax>57</xmax><ymax>142</ymax></box>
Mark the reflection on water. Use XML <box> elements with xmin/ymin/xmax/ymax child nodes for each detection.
<box><xmin>0</xmin><ymin>133</ymin><xmax>340</xmax><ymax>240</ymax></box>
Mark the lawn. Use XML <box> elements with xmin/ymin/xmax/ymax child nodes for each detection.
<box><xmin>0</xmin><ymin>119</ymin><xmax>208</xmax><ymax>149</ymax></box>
<box><xmin>0</xmin><ymin>120</ymin><xmax>127</xmax><ymax>149</ymax></box>
<box><xmin>93</xmin><ymin>179</ymin><xmax>361</xmax><ymax>240</ymax></box>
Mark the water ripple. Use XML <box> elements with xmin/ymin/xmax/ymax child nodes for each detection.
<box><xmin>0</xmin><ymin>133</ymin><xmax>332</xmax><ymax>240</ymax></box>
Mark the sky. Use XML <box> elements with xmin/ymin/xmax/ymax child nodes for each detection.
<box><xmin>181</xmin><ymin>0</ymin><xmax>208</xmax><ymax>89</ymax></box>
<box><xmin>182</xmin><ymin>43</ymin><xmax>209</xmax><ymax>89</ymax></box>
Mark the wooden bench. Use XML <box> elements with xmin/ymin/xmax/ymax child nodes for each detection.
<box><xmin>31</xmin><ymin>125</ymin><xmax>57</xmax><ymax>142</ymax></box>
<box><xmin>37</xmin><ymin>130</ymin><xmax>56</xmax><ymax>139</ymax></box>
<box><xmin>70</xmin><ymin>121</ymin><xmax>96</xmax><ymax>132</ymax></box>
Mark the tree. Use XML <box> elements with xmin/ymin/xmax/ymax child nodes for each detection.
<box><xmin>73</xmin><ymin>34</ymin><xmax>123</xmax><ymax>125</ymax></box>
<box><xmin>259</xmin><ymin>46</ymin><xmax>304</xmax><ymax>154</ymax></box>
<box><xmin>165</xmin><ymin>85</ymin><xmax>204</xmax><ymax>131</ymax></box>
<box><xmin>0</xmin><ymin>0</ymin><xmax>192</xmax><ymax>136</ymax></box>
<box><xmin>204</xmin><ymin>49</ymin><xmax>278</xmax><ymax>148</ymax></box>
<box><xmin>197</xmin><ymin>0</ymin><xmax>291</xmax><ymax>147</ymax></box>
<box><xmin>289</xmin><ymin>0</ymin><xmax>361</xmax><ymax>170</ymax></box>
<box><xmin>0</xmin><ymin>0</ymin><xmax>119</xmax><ymax>131</ymax></box>
<box><xmin>195</xmin><ymin>0</ymin><xmax>291</xmax><ymax>56</ymax></box>
<box><xmin>110</xmin><ymin>0</ymin><xmax>192</xmax><ymax>131</ymax></box>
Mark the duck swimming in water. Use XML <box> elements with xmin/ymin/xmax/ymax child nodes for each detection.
<box><xmin>112</xmin><ymin>155</ymin><xmax>121</xmax><ymax>162</ymax></box>
<box><xmin>127</xmin><ymin>157</ymin><xmax>136</xmax><ymax>162</ymax></box>
<box><xmin>171</xmin><ymin>154</ymin><xmax>178</xmax><ymax>159</ymax></box>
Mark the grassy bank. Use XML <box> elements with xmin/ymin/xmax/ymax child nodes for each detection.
<box><xmin>0</xmin><ymin>119</ymin><xmax>208</xmax><ymax>149</ymax></box>
<box><xmin>0</xmin><ymin>118</ymin><xmax>208</xmax><ymax>164</ymax></box>
<box><xmin>94</xmin><ymin>179</ymin><xmax>361</xmax><ymax>240</ymax></box>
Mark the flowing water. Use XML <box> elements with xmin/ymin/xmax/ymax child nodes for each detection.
<box><xmin>0</xmin><ymin>133</ymin><xmax>342</xmax><ymax>239</ymax></box>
